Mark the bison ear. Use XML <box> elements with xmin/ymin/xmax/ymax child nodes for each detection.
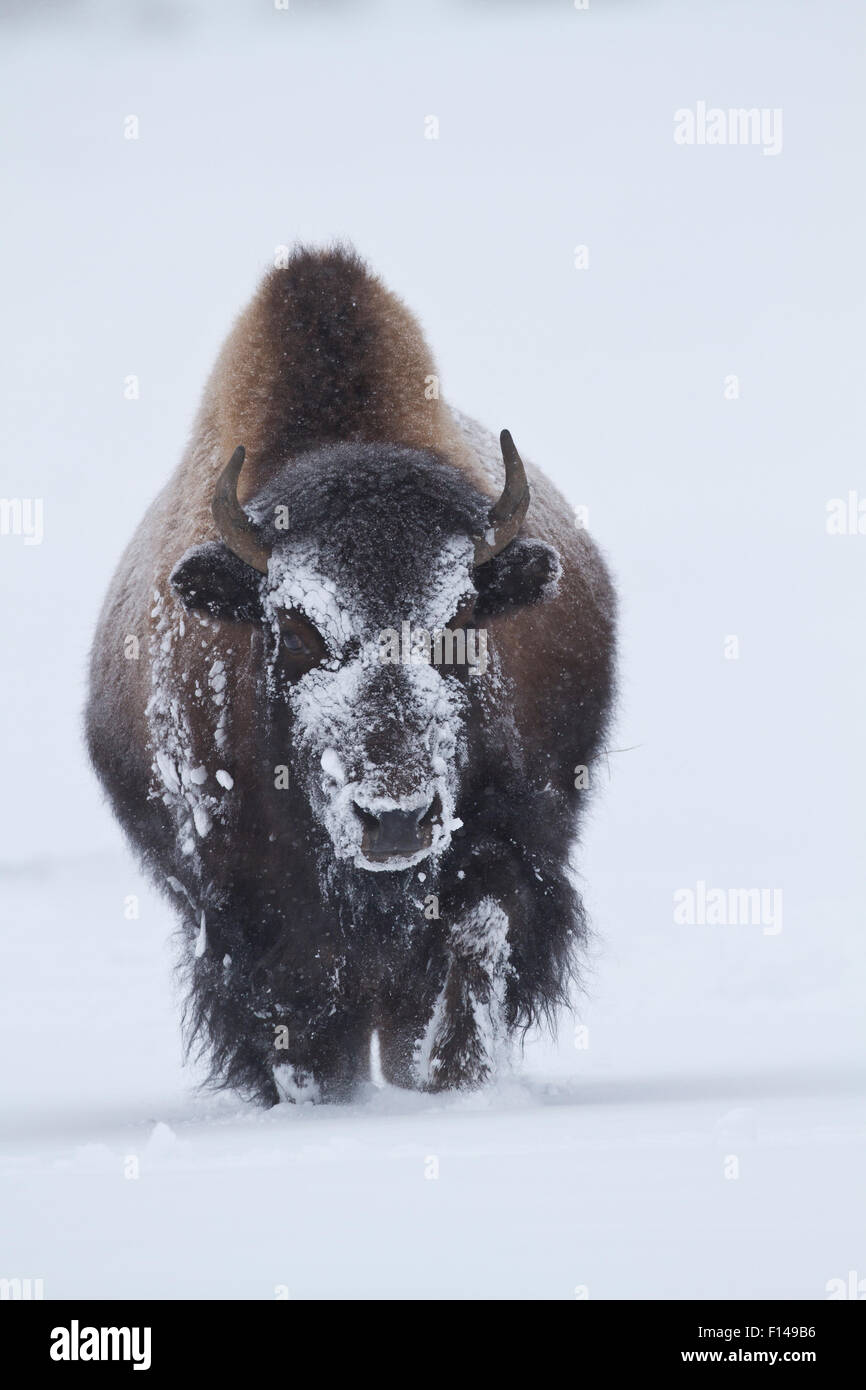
<box><xmin>473</xmin><ymin>538</ymin><xmax>560</xmax><ymax>618</ymax></box>
<box><xmin>170</xmin><ymin>542</ymin><xmax>264</xmax><ymax>622</ymax></box>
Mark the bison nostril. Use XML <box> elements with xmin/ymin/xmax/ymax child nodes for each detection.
<box><xmin>352</xmin><ymin>795</ymin><xmax>443</xmax><ymax>862</ymax></box>
<box><xmin>352</xmin><ymin>801</ymin><xmax>380</xmax><ymax>831</ymax></box>
<box><xmin>417</xmin><ymin>793</ymin><xmax>442</xmax><ymax>828</ymax></box>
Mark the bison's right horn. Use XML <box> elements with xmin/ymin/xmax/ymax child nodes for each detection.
<box><xmin>473</xmin><ymin>429</ymin><xmax>531</xmax><ymax>567</ymax></box>
<box><xmin>211</xmin><ymin>446</ymin><xmax>272</xmax><ymax>575</ymax></box>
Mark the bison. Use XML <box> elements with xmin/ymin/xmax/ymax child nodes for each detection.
<box><xmin>86</xmin><ymin>247</ymin><xmax>616</xmax><ymax>1105</ymax></box>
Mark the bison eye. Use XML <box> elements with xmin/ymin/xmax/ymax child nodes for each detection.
<box><xmin>278</xmin><ymin>613</ymin><xmax>327</xmax><ymax>671</ymax></box>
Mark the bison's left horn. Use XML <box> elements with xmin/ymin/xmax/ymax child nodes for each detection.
<box><xmin>473</xmin><ymin>429</ymin><xmax>530</xmax><ymax>566</ymax></box>
<box><xmin>212</xmin><ymin>446</ymin><xmax>272</xmax><ymax>575</ymax></box>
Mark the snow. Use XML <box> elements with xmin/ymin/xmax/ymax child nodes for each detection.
<box><xmin>1</xmin><ymin>0</ymin><xmax>864</xmax><ymax>1301</ymax></box>
<box><xmin>194</xmin><ymin>910</ymin><xmax>207</xmax><ymax>958</ymax></box>
<box><xmin>320</xmin><ymin>749</ymin><xmax>346</xmax><ymax>785</ymax></box>
<box><xmin>268</xmin><ymin>548</ymin><xmax>358</xmax><ymax>654</ymax></box>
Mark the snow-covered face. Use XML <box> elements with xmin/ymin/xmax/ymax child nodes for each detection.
<box><xmin>169</xmin><ymin>443</ymin><xmax>534</xmax><ymax>875</ymax></box>
<box><xmin>264</xmin><ymin>535</ymin><xmax>476</xmax><ymax>872</ymax></box>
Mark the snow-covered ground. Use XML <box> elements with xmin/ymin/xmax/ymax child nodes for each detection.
<box><xmin>1</xmin><ymin>852</ymin><xmax>863</xmax><ymax>1299</ymax></box>
<box><xmin>1</xmin><ymin>0</ymin><xmax>864</xmax><ymax>1299</ymax></box>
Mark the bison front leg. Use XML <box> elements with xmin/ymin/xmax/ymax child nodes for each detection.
<box><xmin>270</xmin><ymin>1011</ymin><xmax>372</xmax><ymax>1105</ymax></box>
<box><xmin>189</xmin><ymin>939</ymin><xmax>371</xmax><ymax>1105</ymax></box>
<box><xmin>379</xmin><ymin>898</ymin><xmax>514</xmax><ymax>1092</ymax></box>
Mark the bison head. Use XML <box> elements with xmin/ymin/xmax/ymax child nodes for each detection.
<box><xmin>170</xmin><ymin>437</ymin><xmax>558</xmax><ymax>874</ymax></box>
